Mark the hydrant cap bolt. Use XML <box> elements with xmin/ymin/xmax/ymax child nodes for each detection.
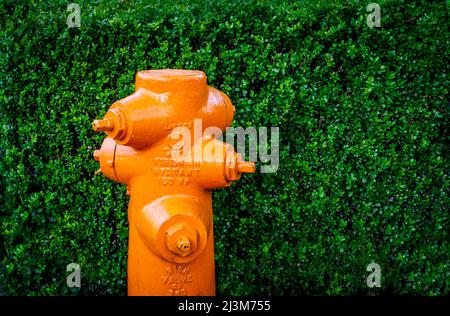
<box><xmin>177</xmin><ymin>236</ymin><xmax>191</xmax><ymax>252</ymax></box>
<box><xmin>237</xmin><ymin>161</ymin><xmax>256</xmax><ymax>174</ymax></box>
<box><xmin>166</xmin><ymin>224</ymin><xmax>198</xmax><ymax>257</ymax></box>
<box><xmin>92</xmin><ymin>118</ymin><xmax>114</xmax><ymax>132</ymax></box>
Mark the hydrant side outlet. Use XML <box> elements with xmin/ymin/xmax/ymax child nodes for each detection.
<box><xmin>93</xmin><ymin>69</ymin><xmax>255</xmax><ymax>296</ymax></box>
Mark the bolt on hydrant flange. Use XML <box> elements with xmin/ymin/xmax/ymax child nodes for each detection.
<box><xmin>92</xmin><ymin>69</ymin><xmax>255</xmax><ymax>296</ymax></box>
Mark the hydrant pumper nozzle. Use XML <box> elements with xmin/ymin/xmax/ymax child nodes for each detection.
<box><xmin>92</xmin><ymin>69</ymin><xmax>255</xmax><ymax>296</ymax></box>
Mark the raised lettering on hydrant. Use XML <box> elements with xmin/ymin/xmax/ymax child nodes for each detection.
<box><xmin>92</xmin><ymin>69</ymin><xmax>255</xmax><ymax>296</ymax></box>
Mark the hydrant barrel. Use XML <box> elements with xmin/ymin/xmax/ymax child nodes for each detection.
<box><xmin>92</xmin><ymin>69</ymin><xmax>255</xmax><ymax>296</ymax></box>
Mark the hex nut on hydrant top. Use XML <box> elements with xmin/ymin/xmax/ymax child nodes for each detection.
<box><xmin>92</xmin><ymin>69</ymin><xmax>255</xmax><ymax>296</ymax></box>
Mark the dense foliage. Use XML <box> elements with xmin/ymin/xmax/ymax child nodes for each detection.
<box><xmin>0</xmin><ymin>0</ymin><xmax>448</xmax><ymax>295</ymax></box>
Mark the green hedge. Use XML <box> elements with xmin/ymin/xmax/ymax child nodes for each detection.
<box><xmin>0</xmin><ymin>0</ymin><xmax>448</xmax><ymax>295</ymax></box>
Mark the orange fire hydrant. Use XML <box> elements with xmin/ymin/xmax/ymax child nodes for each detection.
<box><xmin>92</xmin><ymin>69</ymin><xmax>255</xmax><ymax>296</ymax></box>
